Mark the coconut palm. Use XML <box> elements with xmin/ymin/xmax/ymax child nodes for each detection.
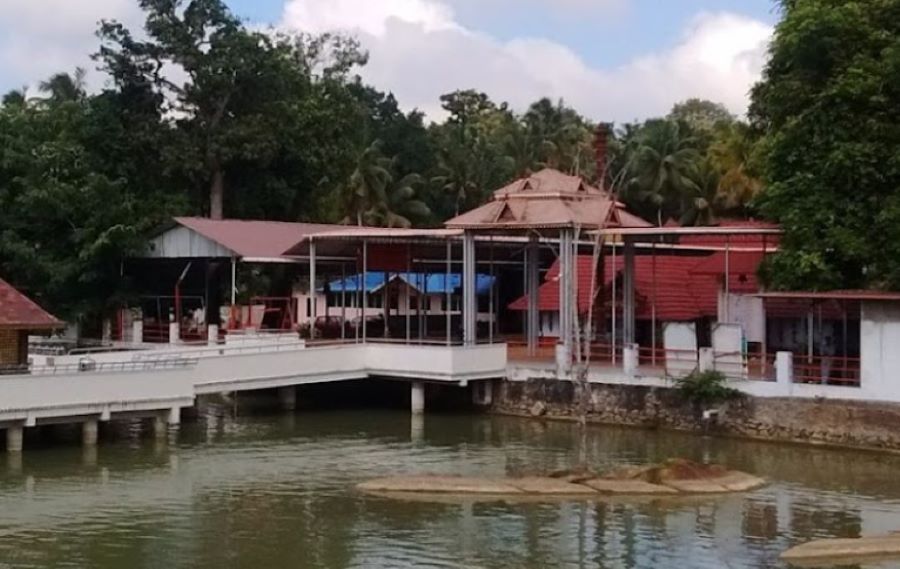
<box><xmin>38</xmin><ymin>68</ymin><xmax>86</xmax><ymax>105</ymax></box>
<box><xmin>366</xmin><ymin>172</ymin><xmax>431</xmax><ymax>228</ymax></box>
<box><xmin>623</xmin><ymin>119</ymin><xmax>702</xmax><ymax>226</ymax></box>
<box><xmin>709</xmin><ymin>122</ymin><xmax>763</xmax><ymax>212</ymax></box>
<box><xmin>337</xmin><ymin>140</ymin><xmax>393</xmax><ymax>226</ymax></box>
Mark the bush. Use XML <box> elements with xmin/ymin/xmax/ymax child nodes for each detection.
<box><xmin>675</xmin><ymin>370</ymin><xmax>741</xmax><ymax>406</ymax></box>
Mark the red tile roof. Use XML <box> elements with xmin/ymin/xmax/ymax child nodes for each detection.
<box><xmin>508</xmin><ymin>254</ymin><xmax>723</xmax><ymax>321</ymax></box>
<box><xmin>0</xmin><ymin>278</ymin><xmax>62</xmax><ymax>330</ymax></box>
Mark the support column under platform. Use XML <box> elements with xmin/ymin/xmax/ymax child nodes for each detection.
<box><xmin>82</xmin><ymin>419</ymin><xmax>99</xmax><ymax>447</ymax></box>
<box><xmin>6</xmin><ymin>425</ymin><xmax>23</xmax><ymax>453</ymax></box>
<box><xmin>411</xmin><ymin>381</ymin><xmax>425</xmax><ymax>415</ymax></box>
<box><xmin>278</xmin><ymin>386</ymin><xmax>297</xmax><ymax>412</ymax></box>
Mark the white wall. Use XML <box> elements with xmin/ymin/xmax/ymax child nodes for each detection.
<box><xmin>860</xmin><ymin>301</ymin><xmax>900</xmax><ymax>401</ymax></box>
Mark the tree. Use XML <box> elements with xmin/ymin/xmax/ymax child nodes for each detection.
<box><xmin>96</xmin><ymin>0</ymin><xmax>366</xmax><ymax>220</ymax></box>
<box><xmin>668</xmin><ymin>98</ymin><xmax>734</xmax><ymax>133</ymax></box>
<box><xmin>336</xmin><ymin>140</ymin><xmax>393</xmax><ymax>226</ymax></box>
<box><xmin>38</xmin><ymin>68</ymin><xmax>87</xmax><ymax>105</ymax></box>
<box><xmin>750</xmin><ymin>0</ymin><xmax>900</xmax><ymax>290</ymax></box>
<box><xmin>708</xmin><ymin>121</ymin><xmax>764</xmax><ymax>214</ymax></box>
<box><xmin>621</xmin><ymin>119</ymin><xmax>702</xmax><ymax>225</ymax></box>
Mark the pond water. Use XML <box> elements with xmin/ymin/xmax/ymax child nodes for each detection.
<box><xmin>2</xmin><ymin>410</ymin><xmax>900</xmax><ymax>569</ymax></box>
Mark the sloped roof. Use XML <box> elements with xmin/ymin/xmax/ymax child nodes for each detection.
<box><xmin>445</xmin><ymin>168</ymin><xmax>652</xmax><ymax>231</ymax></box>
<box><xmin>0</xmin><ymin>278</ymin><xmax>62</xmax><ymax>330</ymax></box>
<box><xmin>147</xmin><ymin>217</ymin><xmax>348</xmax><ymax>260</ymax></box>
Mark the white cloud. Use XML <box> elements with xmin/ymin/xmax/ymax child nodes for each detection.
<box><xmin>0</xmin><ymin>0</ymin><xmax>142</xmax><ymax>94</ymax></box>
<box><xmin>281</xmin><ymin>0</ymin><xmax>772</xmax><ymax>123</ymax></box>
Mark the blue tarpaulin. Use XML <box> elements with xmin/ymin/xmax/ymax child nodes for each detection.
<box><xmin>324</xmin><ymin>273</ymin><xmax>494</xmax><ymax>295</ymax></box>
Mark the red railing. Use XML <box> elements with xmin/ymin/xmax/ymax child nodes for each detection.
<box><xmin>142</xmin><ymin>322</ymin><xmax>170</xmax><ymax>344</ymax></box>
<box><xmin>793</xmin><ymin>355</ymin><xmax>861</xmax><ymax>386</ymax></box>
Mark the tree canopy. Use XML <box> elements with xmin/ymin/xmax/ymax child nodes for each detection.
<box><xmin>0</xmin><ymin>0</ymin><xmax>766</xmax><ymax>323</ymax></box>
<box><xmin>751</xmin><ymin>0</ymin><xmax>900</xmax><ymax>290</ymax></box>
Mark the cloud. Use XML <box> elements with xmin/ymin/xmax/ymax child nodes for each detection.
<box><xmin>281</xmin><ymin>0</ymin><xmax>772</xmax><ymax>123</ymax></box>
<box><xmin>0</xmin><ymin>0</ymin><xmax>142</xmax><ymax>94</ymax></box>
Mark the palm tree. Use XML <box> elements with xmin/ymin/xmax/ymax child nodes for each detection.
<box><xmin>623</xmin><ymin>119</ymin><xmax>702</xmax><ymax>225</ymax></box>
<box><xmin>2</xmin><ymin>88</ymin><xmax>28</xmax><ymax>108</ymax></box>
<box><xmin>679</xmin><ymin>159</ymin><xmax>720</xmax><ymax>226</ymax></box>
<box><xmin>337</xmin><ymin>140</ymin><xmax>393</xmax><ymax>226</ymax></box>
<box><xmin>709</xmin><ymin>122</ymin><xmax>763</xmax><ymax>212</ymax></box>
<box><xmin>366</xmin><ymin>172</ymin><xmax>431</xmax><ymax>228</ymax></box>
<box><xmin>38</xmin><ymin>68</ymin><xmax>86</xmax><ymax>105</ymax></box>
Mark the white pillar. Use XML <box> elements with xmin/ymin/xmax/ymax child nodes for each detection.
<box><xmin>168</xmin><ymin>318</ymin><xmax>179</xmax><ymax>345</ymax></box>
<box><xmin>153</xmin><ymin>415</ymin><xmax>168</xmax><ymax>439</ymax></box>
<box><xmin>168</xmin><ymin>406</ymin><xmax>181</xmax><ymax>426</ymax></box>
<box><xmin>623</xmin><ymin>343</ymin><xmax>639</xmax><ymax>378</ymax></box>
<box><xmin>132</xmin><ymin>319</ymin><xmax>143</xmax><ymax>344</ymax></box>
<box><xmin>278</xmin><ymin>386</ymin><xmax>297</xmax><ymax>411</ymax></box>
<box><xmin>446</xmin><ymin>239</ymin><xmax>452</xmax><ymax>345</ymax></box>
<box><xmin>230</xmin><ymin>257</ymin><xmax>237</xmax><ymax>306</ymax></box>
<box><xmin>6</xmin><ymin>426</ymin><xmax>23</xmax><ymax>453</ymax></box>
<box><xmin>362</xmin><ymin>240</ymin><xmax>368</xmax><ymax>342</ymax></box>
<box><xmin>411</xmin><ymin>381</ymin><xmax>425</xmax><ymax>415</ymax></box>
<box><xmin>472</xmin><ymin>381</ymin><xmax>493</xmax><ymax>406</ymax></box>
<box><xmin>207</xmin><ymin>323</ymin><xmax>218</xmax><ymax>345</ymax></box>
<box><xmin>699</xmin><ymin>347</ymin><xmax>715</xmax><ymax>373</ymax></box>
<box><xmin>102</xmin><ymin>318</ymin><xmax>112</xmax><ymax>343</ymax></box>
<box><xmin>82</xmin><ymin>419</ymin><xmax>99</xmax><ymax>447</ymax></box>
<box><xmin>776</xmin><ymin>351</ymin><xmax>794</xmax><ymax>388</ymax></box>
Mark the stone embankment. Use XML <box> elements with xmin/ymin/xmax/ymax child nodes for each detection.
<box><xmin>358</xmin><ymin>459</ymin><xmax>765</xmax><ymax>500</ymax></box>
<box><xmin>489</xmin><ymin>379</ymin><xmax>900</xmax><ymax>451</ymax></box>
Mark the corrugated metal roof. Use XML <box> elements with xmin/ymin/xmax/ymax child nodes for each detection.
<box><xmin>150</xmin><ymin>217</ymin><xmax>348</xmax><ymax>260</ymax></box>
<box><xmin>0</xmin><ymin>278</ymin><xmax>62</xmax><ymax>330</ymax></box>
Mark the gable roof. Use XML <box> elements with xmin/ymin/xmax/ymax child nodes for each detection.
<box><xmin>146</xmin><ymin>217</ymin><xmax>348</xmax><ymax>261</ymax></box>
<box><xmin>0</xmin><ymin>278</ymin><xmax>62</xmax><ymax>330</ymax></box>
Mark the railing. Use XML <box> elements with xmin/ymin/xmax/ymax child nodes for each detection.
<box><xmin>143</xmin><ymin>322</ymin><xmax>170</xmax><ymax>343</ymax></box>
<box><xmin>132</xmin><ymin>341</ymin><xmax>307</xmax><ymax>362</ymax></box>
<box><xmin>1</xmin><ymin>357</ymin><xmax>198</xmax><ymax>377</ymax></box>
<box><xmin>746</xmin><ymin>351</ymin><xmax>777</xmax><ymax>382</ymax></box>
<box><xmin>793</xmin><ymin>355</ymin><xmax>861</xmax><ymax>386</ymax></box>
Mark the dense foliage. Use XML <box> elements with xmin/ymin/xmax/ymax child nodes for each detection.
<box><xmin>0</xmin><ymin>0</ymin><xmax>764</xmax><ymax>322</ymax></box>
<box><xmin>751</xmin><ymin>0</ymin><xmax>900</xmax><ymax>290</ymax></box>
<box><xmin>675</xmin><ymin>370</ymin><xmax>741</xmax><ymax>406</ymax></box>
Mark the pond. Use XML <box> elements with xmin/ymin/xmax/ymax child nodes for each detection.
<box><xmin>1</xmin><ymin>410</ymin><xmax>899</xmax><ymax>569</ymax></box>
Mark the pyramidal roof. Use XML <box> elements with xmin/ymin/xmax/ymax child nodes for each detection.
<box><xmin>445</xmin><ymin>168</ymin><xmax>651</xmax><ymax>231</ymax></box>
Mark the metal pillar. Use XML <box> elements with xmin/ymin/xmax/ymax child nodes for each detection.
<box><xmin>489</xmin><ymin>237</ymin><xmax>495</xmax><ymax>344</ymax></box>
<box><xmin>623</xmin><ymin>237</ymin><xmax>636</xmax><ymax>345</ymax></box>
<box><xmin>309</xmin><ymin>239</ymin><xmax>317</xmax><ymax>339</ymax></box>
<box><xmin>406</xmin><ymin>244</ymin><xmax>412</xmax><ymax>343</ymax></box>
<box><xmin>724</xmin><ymin>235</ymin><xmax>731</xmax><ymax>323</ymax></box>
<box><xmin>340</xmin><ymin>263</ymin><xmax>346</xmax><ymax>340</ymax></box>
<box><xmin>463</xmin><ymin>231</ymin><xmax>477</xmax><ymax>346</ymax></box>
<box><xmin>611</xmin><ymin>239</ymin><xmax>617</xmax><ymax>364</ymax></box>
<box><xmin>559</xmin><ymin>229</ymin><xmax>575</xmax><ymax>360</ymax></box>
<box><xmin>526</xmin><ymin>234</ymin><xmax>540</xmax><ymax>356</ymax></box>
<box><xmin>230</xmin><ymin>257</ymin><xmax>237</xmax><ymax>306</ymax></box>
<box><xmin>446</xmin><ymin>240</ymin><xmax>452</xmax><ymax>345</ymax></box>
<box><xmin>362</xmin><ymin>240</ymin><xmax>368</xmax><ymax>342</ymax></box>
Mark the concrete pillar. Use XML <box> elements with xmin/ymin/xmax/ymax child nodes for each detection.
<box><xmin>278</xmin><ymin>386</ymin><xmax>297</xmax><ymax>411</ymax></box>
<box><xmin>132</xmin><ymin>319</ymin><xmax>143</xmax><ymax>344</ymax></box>
<box><xmin>153</xmin><ymin>415</ymin><xmax>168</xmax><ymax>439</ymax></box>
<box><xmin>168</xmin><ymin>406</ymin><xmax>181</xmax><ymax>426</ymax></box>
<box><xmin>82</xmin><ymin>419</ymin><xmax>98</xmax><ymax>447</ymax></box>
<box><xmin>472</xmin><ymin>381</ymin><xmax>493</xmax><ymax>406</ymax></box>
<box><xmin>699</xmin><ymin>347</ymin><xmax>715</xmax><ymax>373</ymax></box>
<box><xmin>6</xmin><ymin>426</ymin><xmax>23</xmax><ymax>453</ymax></box>
<box><xmin>410</xmin><ymin>414</ymin><xmax>425</xmax><ymax>443</ymax></box>
<box><xmin>169</xmin><ymin>320</ymin><xmax>179</xmax><ymax>345</ymax></box>
<box><xmin>622</xmin><ymin>343</ymin><xmax>639</xmax><ymax>378</ymax></box>
<box><xmin>207</xmin><ymin>324</ymin><xmax>219</xmax><ymax>345</ymax></box>
<box><xmin>102</xmin><ymin>318</ymin><xmax>112</xmax><ymax>343</ymax></box>
<box><xmin>411</xmin><ymin>381</ymin><xmax>425</xmax><ymax>415</ymax></box>
<box><xmin>776</xmin><ymin>351</ymin><xmax>794</xmax><ymax>388</ymax></box>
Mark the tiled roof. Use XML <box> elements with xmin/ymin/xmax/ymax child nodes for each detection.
<box><xmin>445</xmin><ymin>168</ymin><xmax>652</xmax><ymax>230</ymax></box>
<box><xmin>0</xmin><ymin>278</ymin><xmax>62</xmax><ymax>330</ymax></box>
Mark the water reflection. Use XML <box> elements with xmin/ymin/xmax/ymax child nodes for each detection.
<box><xmin>1</xmin><ymin>411</ymin><xmax>899</xmax><ymax>568</ymax></box>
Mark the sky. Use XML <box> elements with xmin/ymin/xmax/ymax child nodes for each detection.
<box><xmin>0</xmin><ymin>0</ymin><xmax>779</xmax><ymax>123</ymax></box>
